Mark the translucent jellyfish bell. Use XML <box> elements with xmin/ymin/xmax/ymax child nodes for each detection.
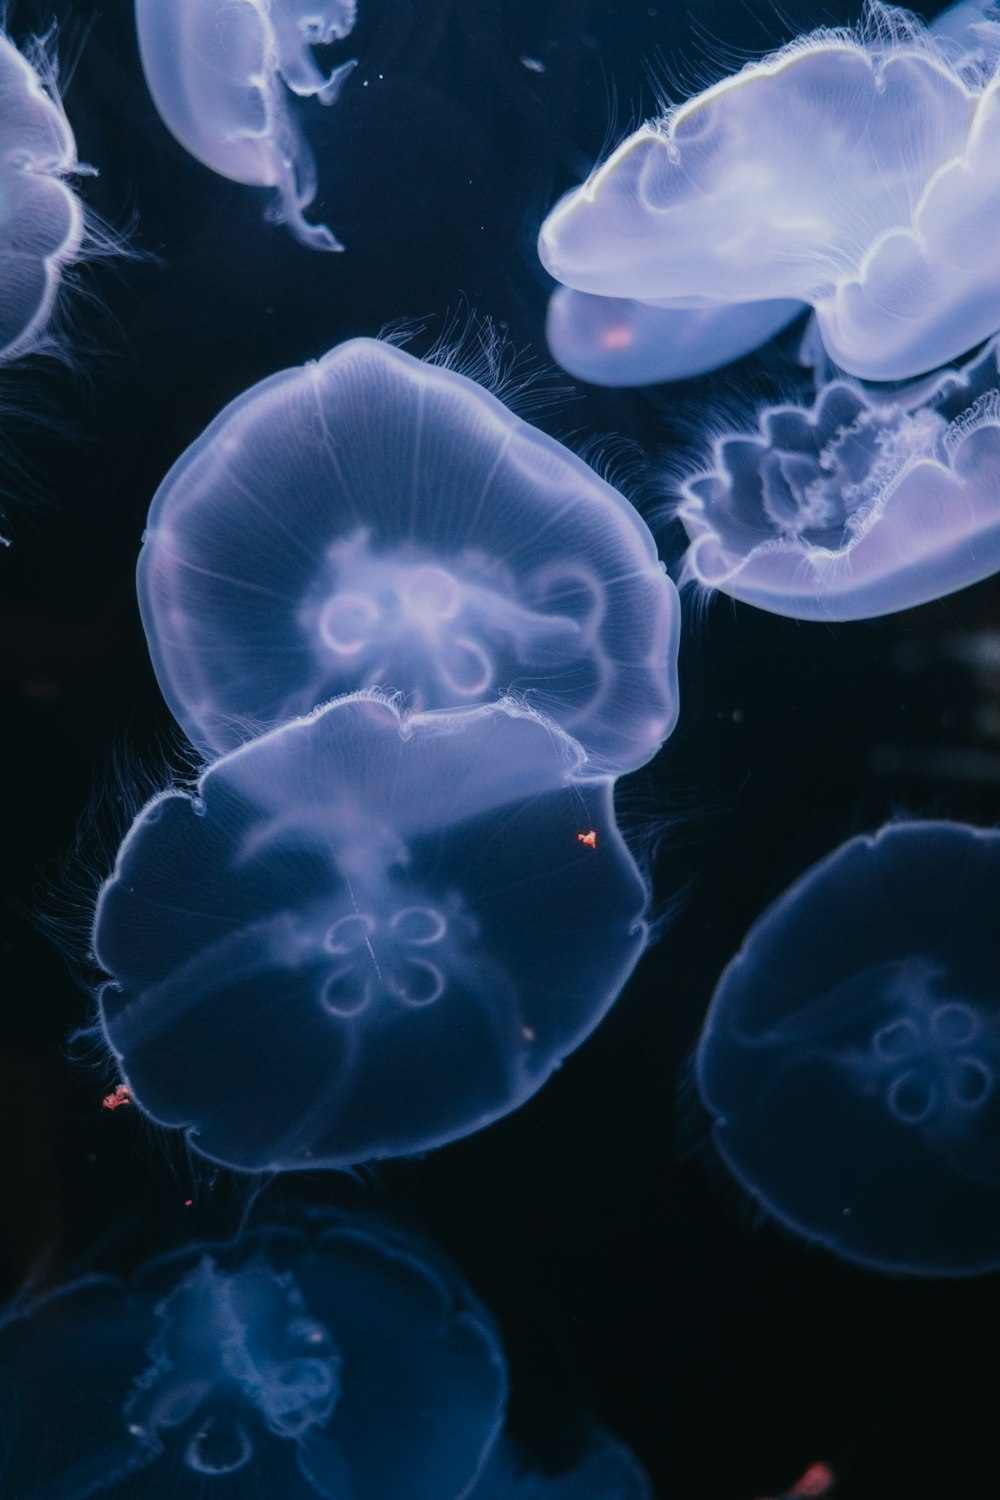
<box><xmin>0</xmin><ymin>30</ymin><xmax>85</xmax><ymax>362</ymax></box>
<box><xmin>545</xmin><ymin>288</ymin><xmax>803</xmax><ymax>386</ymax></box>
<box><xmin>91</xmin><ymin>693</ymin><xmax>648</xmax><ymax>1172</ymax></box>
<box><xmin>0</xmin><ymin>1213</ymin><xmax>507</xmax><ymax>1499</ymax></box>
<box><xmin>134</xmin><ymin>0</ymin><xmax>358</xmax><ymax>250</ymax></box>
<box><xmin>538</xmin><ymin>8</ymin><xmax>1000</xmax><ymax>380</ymax></box>
<box><xmin>138</xmin><ymin>336</ymin><xmax>679</xmax><ymax>775</ymax></box>
<box><xmin>472</xmin><ymin>1428</ymin><xmax>652</xmax><ymax>1499</ymax></box>
<box><xmin>696</xmin><ymin>822</ymin><xmax>1000</xmax><ymax>1276</ymax></box>
<box><xmin>676</xmin><ymin>341</ymin><xmax>1000</xmax><ymax>620</ymax></box>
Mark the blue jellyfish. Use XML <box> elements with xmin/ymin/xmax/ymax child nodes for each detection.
<box><xmin>134</xmin><ymin>0</ymin><xmax>357</xmax><ymax>251</ymax></box>
<box><xmin>537</xmin><ymin>5</ymin><xmax>1000</xmax><ymax>381</ymax></box>
<box><xmin>676</xmin><ymin>336</ymin><xmax>1000</xmax><ymax>620</ymax></box>
<box><xmin>545</xmin><ymin>287</ymin><xmax>803</xmax><ymax>387</ymax></box>
<box><xmin>696</xmin><ymin>821</ymin><xmax>1000</xmax><ymax>1276</ymax></box>
<box><xmin>137</xmin><ymin>336</ymin><xmax>679</xmax><ymax>775</ymax></box>
<box><xmin>0</xmin><ymin>1212</ymin><xmax>507</xmax><ymax>1498</ymax></box>
<box><xmin>91</xmin><ymin>692</ymin><xmax>648</xmax><ymax>1172</ymax></box>
<box><xmin>0</xmin><ymin>29</ymin><xmax>86</xmax><ymax>363</ymax></box>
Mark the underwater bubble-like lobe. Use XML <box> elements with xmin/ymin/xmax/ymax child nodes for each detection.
<box><xmin>0</xmin><ymin>1214</ymin><xmax>507</xmax><ymax>1500</ymax></box>
<box><xmin>545</xmin><ymin>287</ymin><xmax>803</xmax><ymax>386</ymax></box>
<box><xmin>93</xmin><ymin>693</ymin><xmax>648</xmax><ymax>1171</ymax></box>
<box><xmin>138</xmin><ymin>336</ymin><xmax>679</xmax><ymax>775</ymax></box>
<box><xmin>0</xmin><ymin>30</ymin><xmax>84</xmax><ymax>361</ymax></box>
<box><xmin>471</xmin><ymin>1428</ymin><xmax>652</xmax><ymax>1499</ymax></box>
<box><xmin>134</xmin><ymin>0</ymin><xmax>357</xmax><ymax>250</ymax></box>
<box><xmin>677</xmin><ymin>338</ymin><xmax>1000</xmax><ymax>620</ymax></box>
<box><xmin>538</xmin><ymin>14</ymin><xmax>1000</xmax><ymax>380</ymax></box>
<box><xmin>697</xmin><ymin>821</ymin><xmax>1000</xmax><ymax>1275</ymax></box>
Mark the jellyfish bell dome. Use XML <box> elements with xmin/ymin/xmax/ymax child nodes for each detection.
<box><xmin>92</xmin><ymin>692</ymin><xmax>649</xmax><ymax>1172</ymax></box>
<box><xmin>134</xmin><ymin>0</ymin><xmax>357</xmax><ymax>250</ymax></box>
<box><xmin>138</xmin><ymin>335</ymin><xmax>679</xmax><ymax>775</ymax></box>
<box><xmin>538</xmin><ymin>9</ymin><xmax>1000</xmax><ymax>381</ymax></box>
<box><xmin>696</xmin><ymin>821</ymin><xmax>1000</xmax><ymax>1276</ymax></box>
<box><xmin>0</xmin><ymin>1212</ymin><xmax>507</xmax><ymax>1499</ymax></box>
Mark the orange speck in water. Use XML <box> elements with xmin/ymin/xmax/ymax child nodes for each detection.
<box><xmin>601</xmin><ymin>326</ymin><xmax>633</xmax><ymax>350</ymax></box>
<box><xmin>577</xmin><ymin>829</ymin><xmax>598</xmax><ymax>849</ymax></box>
<box><xmin>101</xmin><ymin>1084</ymin><xmax>132</xmax><ymax>1112</ymax></box>
<box><xmin>790</xmin><ymin>1462</ymin><xmax>835</xmax><ymax>1497</ymax></box>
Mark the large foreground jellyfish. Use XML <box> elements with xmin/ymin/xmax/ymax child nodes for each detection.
<box><xmin>676</xmin><ymin>336</ymin><xmax>1000</xmax><ymax>620</ymax></box>
<box><xmin>0</xmin><ymin>28</ymin><xmax>86</xmax><ymax>362</ymax></box>
<box><xmin>134</xmin><ymin>0</ymin><xmax>357</xmax><ymax>251</ymax></box>
<box><xmin>0</xmin><ymin>1212</ymin><xmax>507</xmax><ymax>1498</ymax></box>
<box><xmin>696</xmin><ymin>821</ymin><xmax>1000</xmax><ymax>1276</ymax></box>
<box><xmin>91</xmin><ymin>692</ymin><xmax>648</xmax><ymax>1171</ymax></box>
<box><xmin>138</xmin><ymin>336</ymin><xmax>679</xmax><ymax>774</ymax></box>
<box><xmin>538</xmin><ymin>5</ymin><xmax>1000</xmax><ymax>381</ymax></box>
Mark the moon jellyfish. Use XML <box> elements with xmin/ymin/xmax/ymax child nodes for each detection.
<box><xmin>0</xmin><ymin>29</ymin><xmax>86</xmax><ymax>363</ymax></box>
<box><xmin>676</xmin><ymin>337</ymin><xmax>1000</xmax><ymax>620</ymax></box>
<box><xmin>537</xmin><ymin>5</ymin><xmax>1000</xmax><ymax>381</ymax></box>
<box><xmin>696</xmin><ymin>822</ymin><xmax>1000</xmax><ymax>1276</ymax></box>
<box><xmin>546</xmin><ymin>288</ymin><xmax>803</xmax><ymax>386</ymax></box>
<box><xmin>0</xmin><ymin>1212</ymin><xmax>507</xmax><ymax>1498</ymax></box>
<box><xmin>138</xmin><ymin>336</ymin><xmax>679</xmax><ymax>775</ymax></box>
<box><xmin>134</xmin><ymin>0</ymin><xmax>358</xmax><ymax>251</ymax></box>
<box><xmin>91</xmin><ymin>692</ymin><xmax>648</xmax><ymax>1172</ymax></box>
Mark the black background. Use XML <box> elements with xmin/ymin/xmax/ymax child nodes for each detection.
<box><xmin>1</xmin><ymin>1</ymin><xmax>999</xmax><ymax>1496</ymax></box>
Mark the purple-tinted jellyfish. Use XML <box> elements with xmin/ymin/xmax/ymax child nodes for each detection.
<box><xmin>696</xmin><ymin>822</ymin><xmax>1000</xmax><ymax>1276</ymax></box>
<box><xmin>472</xmin><ymin>1429</ymin><xmax>651</xmax><ymax>1500</ymax></box>
<box><xmin>134</xmin><ymin>0</ymin><xmax>357</xmax><ymax>251</ymax></box>
<box><xmin>676</xmin><ymin>338</ymin><xmax>1000</xmax><ymax>620</ymax></box>
<box><xmin>92</xmin><ymin>692</ymin><xmax>648</xmax><ymax>1172</ymax></box>
<box><xmin>545</xmin><ymin>288</ymin><xmax>803</xmax><ymax>386</ymax></box>
<box><xmin>538</xmin><ymin>6</ymin><xmax>1000</xmax><ymax>381</ymax></box>
<box><xmin>0</xmin><ymin>30</ymin><xmax>85</xmax><ymax>362</ymax></box>
<box><xmin>0</xmin><ymin>1212</ymin><xmax>506</xmax><ymax>1498</ymax></box>
<box><xmin>138</xmin><ymin>336</ymin><xmax>679</xmax><ymax>775</ymax></box>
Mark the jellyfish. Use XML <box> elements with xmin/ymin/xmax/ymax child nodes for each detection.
<box><xmin>696</xmin><ymin>821</ymin><xmax>1000</xmax><ymax>1276</ymax></box>
<box><xmin>675</xmin><ymin>337</ymin><xmax>1000</xmax><ymax>621</ymax></box>
<box><xmin>137</xmin><ymin>336</ymin><xmax>679</xmax><ymax>775</ymax></box>
<box><xmin>0</xmin><ymin>1211</ymin><xmax>507</xmax><ymax>1498</ymax></box>
<box><xmin>0</xmin><ymin>28</ymin><xmax>86</xmax><ymax>364</ymax></box>
<box><xmin>537</xmin><ymin>5</ymin><xmax>1000</xmax><ymax>381</ymax></box>
<box><xmin>134</xmin><ymin>0</ymin><xmax>358</xmax><ymax>251</ymax></box>
<box><xmin>545</xmin><ymin>288</ymin><xmax>803</xmax><ymax>387</ymax></box>
<box><xmin>91</xmin><ymin>692</ymin><xmax>648</xmax><ymax>1172</ymax></box>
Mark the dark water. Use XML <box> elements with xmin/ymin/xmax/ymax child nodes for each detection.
<box><xmin>1</xmin><ymin>2</ymin><xmax>998</xmax><ymax>1496</ymax></box>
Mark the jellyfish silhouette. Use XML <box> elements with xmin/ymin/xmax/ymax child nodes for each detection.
<box><xmin>138</xmin><ymin>336</ymin><xmax>679</xmax><ymax>774</ymax></box>
<box><xmin>0</xmin><ymin>29</ymin><xmax>87</xmax><ymax>363</ymax></box>
<box><xmin>696</xmin><ymin>821</ymin><xmax>1000</xmax><ymax>1275</ymax></box>
<box><xmin>91</xmin><ymin>692</ymin><xmax>648</xmax><ymax>1172</ymax></box>
<box><xmin>134</xmin><ymin>0</ymin><xmax>357</xmax><ymax>251</ymax></box>
<box><xmin>676</xmin><ymin>336</ymin><xmax>1000</xmax><ymax>620</ymax></box>
<box><xmin>538</xmin><ymin>4</ymin><xmax>1000</xmax><ymax>380</ymax></box>
<box><xmin>0</xmin><ymin>1212</ymin><xmax>507</xmax><ymax>1498</ymax></box>
<box><xmin>545</xmin><ymin>287</ymin><xmax>803</xmax><ymax>386</ymax></box>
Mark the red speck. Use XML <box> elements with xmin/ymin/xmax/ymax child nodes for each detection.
<box><xmin>184</xmin><ymin>1199</ymin><xmax>193</xmax><ymax>1208</ymax></box>
<box><xmin>576</xmin><ymin>829</ymin><xmax>598</xmax><ymax>849</ymax></box>
<box><xmin>790</xmin><ymin>1462</ymin><xmax>835</xmax><ymax>1497</ymax></box>
<box><xmin>601</xmin><ymin>326</ymin><xmax>633</xmax><ymax>350</ymax></box>
<box><xmin>101</xmin><ymin>1084</ymin><xmax>132</xmax><ymax>1112</ymax></box>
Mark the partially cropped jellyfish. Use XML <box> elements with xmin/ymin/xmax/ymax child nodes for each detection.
<box><xmin>138</xmin><ymin>336</ymin><xmax>679</xmax><ymax>775</ymax></box>
<box><xmin>545</xmin><ymin>288</ymin><xmax>803</xmax><ymax>387</ymax></box>
<box><xmin>134</xmin><ymin>0</ymin><xmax>358</xmax><ymax>251</ymax></box>
<box><xmin>91</xmin><ymin>692</ymin><xmax>648</xmax><ymax>1172</ymax></box>
<box><xmin>696</xmin><ymin>821</ymin><xmax>1000</xmax><ymax>1276</ymax></box>
<box><xmin>538</xmin><ymin>4</ymin><xmax>1000</xmax><ymax>380</ymax></box>
<box><xmin>0</xmin><ymin>1211</ymin><xmax>507</xmax><ymax>1498</ymax></box>
<box><xmin>676</xmin><ymin>336</ymin><xmax>1000</xmax><ymax>620</ymax></box>
<box><xmin>0</xmin><ymin>28</ymin><xmax>86</xmax><ymax>363</ymax></box>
